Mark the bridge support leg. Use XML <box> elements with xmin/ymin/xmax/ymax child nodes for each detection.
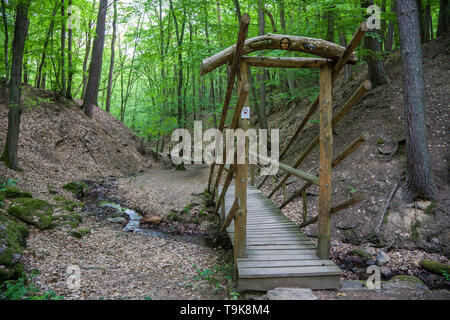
<box><xmin>233</xmin><ymin>62</ymin><xmax>250</xmax><ymax>277</ymax></box>
<box><xmin>317</xmin><ymin>63</ymin><xmax>333</xmax><ymax>259</ymax></box>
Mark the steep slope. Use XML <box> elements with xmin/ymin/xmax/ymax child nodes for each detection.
<box><xmin>261</xmin><ymin>32</ymin><xmax>450</xmax><ymax>256</ymax></box>
<box><xmin>0</xmin><ymin>85</ymin><xmax>159</xmax><ymax>199</ymax></box>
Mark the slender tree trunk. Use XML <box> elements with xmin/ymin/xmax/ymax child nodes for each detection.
<box><xmin>437</xmin><ymin>0</ymin><xmax>449</xmax><ymax>37</ymax></box>
<box><xmin>36</xmin><ymin>3</ymin><xmax>58</xmax><ymax>89</ymax></box>
<box><xmin>362</xmin><ymin>0</ymin><xmax>389</xmax><ymax>87</ymax></box>
<box><xmin>60</xmin><ymin>0</ymin><xmax>66</xmax><ymax>96</ymax></box>
<box><xmin>1</xmin><ymin>0</ymin><xmax>9</xmax><ymax>84</ymax></box>
<box><xmin>385</xmin><ymin>0</ymin><xmax>396</xmax><ymax>52</ymax></box>
<box><xmin>105</xmin><ymin>0</ymin><xmax>117</xmax><ymax>113</ymax></box>
<box><xmin>82</xmin><ymin>0</ymin><xmax>107</xmax><ymax>118</ymax></box>
<box><xmin>326</xmin><ymin>5</ymin><xmax>335</xmax><ymax>43</ymax></box>
<box><xmin>66</xmin><ymin>0</ymin><xmax>73</xmax><ymax>99</ymax></box>
<box><xmin>257</xmin><ymin>0</ymin><xmax>267</xmax><ymax>129</ymax></box>
<box><xmin>424</xmin><ymin>0</ymin><xmax>431</xmax><ymax>42</ymax></box>
<box><xmin>1</xmin><ymin>1</ymin><xmax>30</xmax><ymax>170</ymax></box>
<box><xmin>395</xmin><ymin>0</ymin><xmax>437</xmax><ymax>200</ymax></box>
<box><xmin>339</xmin><ymin>32</ymin><xmax>352</xmax><ymax>82</ymax></box>
<box><xmin>81</xmin><ymin>0</ymin><xmax>96</xmax><ymax>100</ymax></box>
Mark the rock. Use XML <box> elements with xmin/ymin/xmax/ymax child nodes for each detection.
<box><xmin>70</xmin><ymin>228</ymin><xmax>91</xmax><ymax>239</ymax></box>
<box><xmin>1</xmin><ymin>186</ymin><xmax>33</xmax><ymax>199</ymax></box>
<box><xmin>419</xmin><ymin>259</ymin><xmax>450</xmax><ymax>275</ymax></box>
<box><xmin>380</xmin><ymin>266</ymin><xmax>393</xmax><ymax>280</ymax></box>
<box><xmin>340</xmin><ymin>280</ymin><xmax>369</xmax><ymax>291</ymax></box>
<box><xmin>376</xmin><ymin>251</ymin><xmax>391</xmax><ymax>266</ymax></box>
<box><xmin>365</xmin><ymin>259</ymin><xmax>377</xmax><ymax>266</ymax></box>
<box><xmin>140</xmin><ymin>214</ymin><xmax>162</xmax><ymax>225</ymax></box>
<box><xmin>383</xmin><ymin>275</ymin><xmax>429</xmax><ymax>292</ymax></box>
<box><xmin>266</xmin><ymin>288</ymin><xmax>318</xmax><ymax>300</ymax></box>
<box><xmin>106</xmin><ymin>217</ymin><xmax>126</xmax><ymax>224</ymax></box>
<box><xmin>8</xmin><ymin>198</ymin><xmax>54</xmax><ymax>230</ymax></box>
<box><xmin>416</xmin><ymin>201</ymin><xmax>431</xmax><ymax>211</ymax></box>
<box><xmin>62</xmin><ymin>181</ymin><xmax>89</xmax><ymax>197</ymax></box>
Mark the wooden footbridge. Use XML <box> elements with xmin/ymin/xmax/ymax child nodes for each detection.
<box><xmin>201</xmin><ymin>14</ymin><xmax>371</xmax><ymax>291</ymax></box>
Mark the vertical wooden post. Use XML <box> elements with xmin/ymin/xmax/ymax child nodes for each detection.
<box><xmin>317</xmin><ymin>63</ymin><xmax>333</xmax><ymax>260</ymax></box>
<box><xmin>234</xmin><ymin>61</ymin><xmax>249</xmax><ymax>270</ymax></box>
<box><xmin>302</xmin><ymin>189</ymin><xmax>308</xmax><ymax>222</ymax></box>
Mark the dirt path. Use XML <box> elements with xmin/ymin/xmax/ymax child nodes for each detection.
<box><xmin>22</xmin><ymin>165</ymin><xmax>233</xmax><ymax>300</ymax></box>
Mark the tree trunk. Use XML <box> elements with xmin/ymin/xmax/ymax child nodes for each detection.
<box><xmin>66</xmin><ymin>0</ymin><xmax>73</xmax><ymax>99</ymax></box>
<box><xmin>82</xmin><ymin>0</ymin><xmax>107</xmax><ymax>118</ymax></box>
<box><xmin>1</xmin><ymin>0</ymin><xmax>9</xmax><ymax>84</ymax></box>
<box><xmin>36</xmin><ymin>3</ymin><xmax>58</xmax><ymax>89</ymax></box>
<box><xmin>395</xmin><ymin>0</ymin><xmax>437</xmax><ymax>200</ymax></box>
<box><xmin>385</xmin><ymin>0</ymin><xmax>396</xmax><ymax>52</ymax></box>
<box><xmin>339</xmin><ymin>32</ymin><xmax>352</xmax><ymax>82</ymax></box>
<box><xmin>81</xmin><ymin>0</ymin><xmax>96</xmax><ymax>100</ymax></box>
<box><xmin>60</xmin><ymin>0</ymin><xmax>66</xmax><ymax>96</ymax></box>
<box><xmin>257</xmin><ymin>0</ymin><xmax>267</xmax><ymax>129</ymax></box>
<box><xmin>105</xmin><ymin>0</ymin><xmax>117</xmax><ymax>113</ymax></box>
<box><xmin>437</xmin><ymin>0</ymin><xmax>449</xmax><ymax>37</ymax></box>
<box><xmin>362</xmin><ymin>0</ymin><xmax>389</xmax><ymax>87</ymax></box>
<box><xmin>1</xmin><ymin>1</ymin><xmax>30</xmax><ymax>170</ymax></box>
<box><xmin>424</xmin><ymin>0</ymin><xmax>431</xmax><ymax>42</ymax></box>
<box><xmin>326</xmin><ymin>5</ymin><xmax>335</xmax><ymax>43</ymax></box>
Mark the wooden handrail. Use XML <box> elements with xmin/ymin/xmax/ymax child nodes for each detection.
<box><xmin>268</xmin><ymin>80</ymin><xmax>372</xmax><ymax>198</ymax></box>
<box><xmin>258</xmin><ymin>22</ymin><xmax>368</xmax><ymax>189</ymax></box>
<box><xmin>280</xmin><ymin>132</ymin><xmax>369</xmax><ymax>209</ymax></box>
<box><xmin>219</xmin><ymin>198</ymin><xmax>241</xmax><ymax>233</ymax></box>
<box><xmin>201</xmin><ymin>33</ymin><xmax>357</xmax><ymax>75</ymax></box>
<box><xmin>242</xmin><ymin>56</ymin><xmax>331</xmax><ymax>69</ymax></box>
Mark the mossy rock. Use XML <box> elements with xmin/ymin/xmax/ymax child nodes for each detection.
<box><xmin>1</xmin><ymin>186</ymin><xmax>33</xmax><ymax>199</ymax></box>
<box><xmin>57</xmin><ymin>213</ymin><xmax>83</xmax><ymax>228</ymax></box>
<box><xmin>0</xmin><ymin>212</ymin><xmax>29</xmax><ymax>282</ymax></box>
<box><xmin>62</xmin><ymin>182</ymin><xmax>89</xmax><ymax>197</ymax></box>
<box><xmin>70</xmin><ymin>228</ymin><xmax>91</xmax><ymax>239</ymax></box>
<box><xmin>390</xmin><ymin>275</ymin><xmax>425</xmax><ymax>285</ymax></box>
<box><xmin>420</xmin><ymin>259</ymin><xmax>450</xmax><ymax>275</ymax></box>
<box><xmin>8</xmin><ymin>198</ymin><xmax>54</xmax><ymax>230</ymax></box>
<box><xmin>53</xmin><ymin>196</ymin><xmax>83</xmax><ymax>212</ymax></box>
<box><xmin>349</xmin><ymin>248</ymin><xmax>372</xmax><ymax>260</ymax></box>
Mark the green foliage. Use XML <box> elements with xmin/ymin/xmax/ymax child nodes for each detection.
<box><xmin>62</xmin><ymin>182</ymin><xmax>89</xmax><ymax>197</ymax></box>
<box><xmin>419</xmin><ymin>259</ymin><xmax>450</xmax><ymax>275</ymax></box>
<box><xmin>348</xmin><ymin>186</ymin><xmax>357</xmax><ymax>194</ymax></box>
<box><xmin>0</xmin><ymin>271</ymin><xmax>64</xmax><ymax>300</ymax></box>
<box><xmin>70</xmin><ymin>228</ymin><xmax>91</xmax><ymax>239</ymax></box>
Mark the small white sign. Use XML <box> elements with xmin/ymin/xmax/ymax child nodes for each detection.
<box><xmin>241</xmin><ymin>107</ymin><xmax>250</xmax><ymax>119</ymax></box>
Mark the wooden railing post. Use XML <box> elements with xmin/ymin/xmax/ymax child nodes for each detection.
<box><xmin>234</xmin><ymin>61</ymin><xmax>250</xmax><ymax>266</ymax></box>
<box><xmin>317</xmin><ymin>63</ymin><xmax>333</xmax><ymax>259</ymax></box>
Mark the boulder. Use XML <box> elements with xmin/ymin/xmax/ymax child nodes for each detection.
<box><xmin>8</xmin><ymin>198</ymin><xmax>54</xmax><ymax>230</ymax></box>
<box><xmin>140</xmin><ymin>214</ymin><xmax>162</xmax><ymax>225</ymax></box>
<box><xmin>107</xmin><ymin>217</ymin><xmax>127</xmax><ymax>224</ymax></box>
<box><xmin>376</xmin><ymin>251</ymin><xmax>391</xmax><ymax>266</ymax></box>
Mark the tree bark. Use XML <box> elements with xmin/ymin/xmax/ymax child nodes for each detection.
<box><xmin>1</xmin><ymin>0</ymin><xmax>9</xmax><ymax>84</ymax></box>
<box><xmin>395</xmin><ymin>0</ymin><xmax>437</xmax><ymax>200</ymax></box>
<box><xmin>66</xmin><ymin>0</ymin><xmax>73</xmax><ymax>99</ymax></box>
<box><xmin>36</xmin><ymin>3</ymin><xmax>58</xmax><ymax>89</ymax></box>
<box><xmin>81</xmin><ymin>0</ymin><xmax>96</xmax><ymax>100</ymax></box>
<box><xmin>385</xmin><ymin>0</ymin><xmax>396</xmax><ymax>52</ymax></box>
<box><xmin>437</xmin><ymin>0</ymin><xmax>449</xmax><ymax>37</ymax></box>
<box><xmin>362</xmin><ymin>0</ymin><xmax>389</xmax><ymax>87</ymax></box>
<box><xmin>105</xmin><ymin>0</ymin><xmax>117</xmax><ymax>113</ymax></box>
<box><xmin>82</xmin><ymin>0</ymin><xmax>107</xmax><ymax>118</ymax></box>
<box><xmin>257</xmin><ymin>0</ymin><xmax>267</xmax><ymax>129</ymax></box>
<box><xmin>60</xmin><ymin>0</ymin><xmax>66</xmax><ymax>96</ymax></box>
<box><xmin>1</xmin><ymin>0</ymin><xmax>30</xmax><ymax>170</ymax></box>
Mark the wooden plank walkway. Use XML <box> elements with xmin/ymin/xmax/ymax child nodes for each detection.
<box><xmin>222</xmin><ymin>185</ymin><xmax>341</xmax><ymax>291</ymax></box>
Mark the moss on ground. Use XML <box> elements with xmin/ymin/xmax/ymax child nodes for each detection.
<box><xmin>53</xmin><ymin>196</ymin><xmax>84</xmax><ymax>212</ymax></box>
<box><xmin>0</xmin><ymin>212</ymin><xmax>29</xmax><ymax>282</ymax></box>
<box><xmin>0</xmin><ymin>186</ymin><xmax>32</xmax><ymax>200</ymax></box>
<box><xmin>62</xmin><ymin>182</ymin><xmax>89</xmax><ymax>197</ymax></box>
<box><xmin>8</xmin><ymin>198</ymin><xmax>54</xmax><ymax>230</ymax></box>
<box><xmin>390</xmin><ymin>275</ymin><xmax>425</xmax><ymax>285</ymax></box>
<box><xmin>349</xmin><ymin>248</ymin><xmax>372</xmax><ymax>259</ymax></box>
<box><xmin>70</xmin><ymin>228</ymin><xmax>91</xmax><ymax>239</ymax></box>
<box><xmin>420</xmin><ymin>259</ymin><xmax>450</xmax><ymax>275</ymax></box>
